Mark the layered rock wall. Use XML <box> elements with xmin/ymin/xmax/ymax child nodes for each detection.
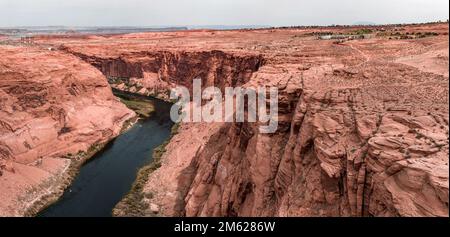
<box><xmin>62</xmin><ymin>48</ymin><xmax>264</xmax><ymax>100</ymax></box>
<box><xmin>0</xmin><ymin>46</ymin><xmax>135</xmax><ymax>216</ymax></box>
<box><xmin>179</xmin><ymin>85</ymin><xmax>448</xmax><ymax>217</ymax></box>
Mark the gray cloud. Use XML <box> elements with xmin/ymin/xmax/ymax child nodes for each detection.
<box><xmin>0</xmin><ymin>0</ymin><xmax>448</xmax><ymax>27</ymax></box>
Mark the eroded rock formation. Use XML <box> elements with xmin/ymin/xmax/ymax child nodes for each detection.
<box><xmin>0</xmin><ymin>46</ymin><xmax>135</xmax><ymax>216</ymax></box>
<box><xmin>60</xmin><ymin>48</ymin><xmax>264</xmax><ymax>100</ymax></box>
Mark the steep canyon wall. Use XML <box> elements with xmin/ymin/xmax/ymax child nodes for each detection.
<box><xmin>0</xmin><ymin>46</ymin><xmax>135</xmax><ymax>216</ymax></box>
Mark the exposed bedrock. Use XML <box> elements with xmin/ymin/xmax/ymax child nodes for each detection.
<box><xmin>0</xmin><ymin>46</ymin><xmax>135</xmax><ymax>216</ymax></box>
<box><xmin>176</xmin><ymin>86</ymin><xmax>448</xmax><ymax>217</ymax></box>
<box><xmin>138</xmin><ymin>59</ymin><xmax>447</xmax><ymax>217</ymax></box>
<box><xmin>61</xmin><ymin>48</ymin><xmax>265</xmax><ymax>100</ymax></box>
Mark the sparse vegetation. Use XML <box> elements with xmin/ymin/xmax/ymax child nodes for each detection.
<box><xmin>107</xmin><ymin>76</ymin><xmax>130</xmax><ymax>85</ymax></box>
<box><xmin>23</xmin><ymin>141</ymin><xmax>110</xmax><ymax>217</ymax></box>
<box><xmin>119</xmin><ymin>97</ymin><xmax>155</xmax><ymax>118</ymax></box>
<box><xmin>171</xmin><ymin>122</ymin><xmax>181</xmax><ymax>136</ymax></box>
<box><xmin>113</xmin><ymin>122</ymin><xmax>181</xmax><ymax>216</ymax></box>
<box><xmin>113</xmin><ymin>165</ymin><xmax>153</xmax><ymax>216</ymax></box>
<box><xmin>351</xmin><ymin>29</ymin><xmax>373</xmax><ymax>35</ymax></box>
<box><xmin>380</xmin><ymin>30</ymin><xmax>439</xmax><ymax>40</ymax></box>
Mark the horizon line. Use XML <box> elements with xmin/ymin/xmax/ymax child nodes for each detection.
<box><xmin>0</xmin><ymin>19</ymin><xmax>449</xmax><ymax>29</ymax></box>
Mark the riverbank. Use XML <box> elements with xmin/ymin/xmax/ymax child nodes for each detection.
<box><xmin>26</xmin><ymin>91</ymin><xmax>147</xmax><ymax>217</ymax></box>
<box><xmin>118</xmin><ymin>96</ymin><xmax>156</xmax><ymax>118</ymax></box>
<box><xmin>24</xmin><ymin>115</ymin><xmax>138</xmax><ymax>217</ymax></box>
<box><xmin>36</xmin><ymin>91</ymin><xmax>174</xmax><ymax>217</ymax></box>
<box><xmin>112</xmin><ymin>122</ymin><xmax>180</xmax><ymax>217</ymax></box>
<box><xmin>0</xmin><ymin>45</ymin><xmax>137</xmax><ymax>217</ymax></box>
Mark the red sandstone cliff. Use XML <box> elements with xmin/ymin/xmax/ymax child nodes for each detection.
<box><xmin>35</xmin><ymin>23</ymin><xmax>450</xmax><ymax>217</ymax></box>
<box><xmin>59</xmin><ymin>48</ymin><xmax>264</xmax><ymax>100</ymax></box>
<box><xmin>0</xmin><ymin>45</ymin><xmax>135</xmax><ymax>216</ymax></box>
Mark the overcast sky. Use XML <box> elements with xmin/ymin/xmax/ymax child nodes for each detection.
<box><xmin>0</xmin><ymin>0</ymin><xmax>448</xmax><ymax>27</ymax></box>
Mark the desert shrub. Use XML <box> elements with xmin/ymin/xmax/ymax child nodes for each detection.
<box><xmin>352</xmin><ymin>29</ymin><xmax>373</xmax><ymax>35</ymax></box>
